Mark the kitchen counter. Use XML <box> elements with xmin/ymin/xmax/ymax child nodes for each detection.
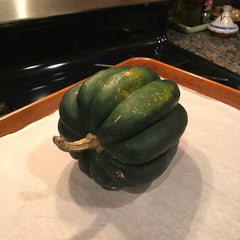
<box><xmin>167</xmin><ymin>29</ymin><xmax>240</xmax><ymax>76</ymax></box>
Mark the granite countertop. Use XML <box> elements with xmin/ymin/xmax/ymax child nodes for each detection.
<box><xmin>167</xmin><ymin>29</ymin><xmax>240</xmax><ymax>75</ymax></box>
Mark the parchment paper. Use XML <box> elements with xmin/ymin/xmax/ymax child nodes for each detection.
<box><xmin>0</xmin><ymin>86</ymin><xmax>240</xmax><ymax>240</ymax></box>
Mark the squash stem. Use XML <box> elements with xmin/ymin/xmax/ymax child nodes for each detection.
<box><xmin>53</xmin><ymin>133</ymin><xmax>100</xmax><ymax>152</ymax></box>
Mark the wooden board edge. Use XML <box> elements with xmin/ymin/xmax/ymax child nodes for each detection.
<box><xmin>0</xmin><ymin>82</ymin><xmax>81</xmax><ymax>137</ymax></box>
<box><xmin>1</xmin><ymin>57</ymin><xmax>239</xmax><ymax>137</ymax></box>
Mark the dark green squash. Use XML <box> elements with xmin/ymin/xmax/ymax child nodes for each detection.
<box><xmin>53</xmin><ymin>66</ymin><xmax>188</xmax><ymax>190</ymax></box>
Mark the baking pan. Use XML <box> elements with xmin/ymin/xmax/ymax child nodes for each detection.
<box><xmin>0</xmin><ymin>57</ymin><xmax>239</xmax><ymax>137</ymax></box>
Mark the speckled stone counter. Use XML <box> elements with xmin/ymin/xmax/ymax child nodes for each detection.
<box><xmin>167</xmin><ymin>29</ymin><xmax>240</xmax><ymax>75</ymax></box>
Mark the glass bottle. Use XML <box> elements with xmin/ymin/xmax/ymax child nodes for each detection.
<box><xmin>171</xmin><ymin>0</ymin><xmax>203</xmax><ymax>27</ymax></box>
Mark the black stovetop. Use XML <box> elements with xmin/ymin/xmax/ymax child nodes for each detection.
<box><xmin>0</xmin><ymin>2</ymin><xmax>239</xmax><ymax>116</ymax></box>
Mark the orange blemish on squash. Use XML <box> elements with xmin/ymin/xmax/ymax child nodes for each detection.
<box><xmin>123</xmin><ymin>71</ymin><xmax>132</xmax><ymax>76</ymax></box>
<box><xmin>117</xmin><ymin>88</ymin><xmax>129</xmax><ymax>98</ymax></box>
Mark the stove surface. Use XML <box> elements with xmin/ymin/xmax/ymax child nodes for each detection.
<box><xmin>0</xmin><ymin>2</ymin><xmax>239</xmax><ymax>116</ymax></box>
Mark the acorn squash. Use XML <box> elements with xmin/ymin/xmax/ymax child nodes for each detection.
<box><xmin>53</xmin><ymin>66</ymin><xmax>188</xmax><ymax>190</ymax></box>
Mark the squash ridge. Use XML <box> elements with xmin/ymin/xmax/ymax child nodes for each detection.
<box><xmin>88</xmin><ymin>66</ymin><xmax>160</xmax><ymax>132</ymax></box>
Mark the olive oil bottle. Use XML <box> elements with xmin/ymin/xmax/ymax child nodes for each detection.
<box><xmin>169</xmin><ymin>0</ymin><xmax>204</xmax><ymax>27</ymax></box>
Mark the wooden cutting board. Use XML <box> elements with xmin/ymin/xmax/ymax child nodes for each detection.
<box><xmin>0</xmin><ymin>58</ymin><xmax>240</xmax><ymax>240</ymax></box>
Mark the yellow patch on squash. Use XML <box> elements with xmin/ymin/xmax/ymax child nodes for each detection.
<box><xmin>116</xmin><ymin>170</ymin><xmax>125</xmax><ymax>178</ymax></box>
<box><xmin>123</xmin><ymin>71</ymin><xmax>132</xmax><ymax>76</ymax></box>
<box><xmin>117</xmin><ymin>88</ymin><xmax>130</xmax><ymax>98</ymax></box>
